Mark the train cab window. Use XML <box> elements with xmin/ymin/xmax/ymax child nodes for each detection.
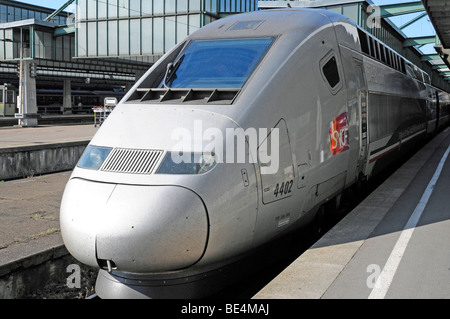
<box><xmin>320</xmin><ymin>53</ymin><xmax>341</xmax><ymax>93</ymax></box>
<box><xmin>159</xmin><ymin>37</ymin><xmax>274</xmax><ymax>89</ymax></box>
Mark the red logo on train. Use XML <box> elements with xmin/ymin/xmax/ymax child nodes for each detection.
<box><xmin>330</xmin><ymin>112</ymin><xmax>349</xmax><ymax>155</ymax></box>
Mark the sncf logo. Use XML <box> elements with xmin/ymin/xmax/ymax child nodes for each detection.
<box><xmin>330</xmin><ymin>112</ymin><xmax>349</xmax><ymax>155</ymax></box>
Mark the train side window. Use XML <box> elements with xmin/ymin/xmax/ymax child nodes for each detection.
<box><xmin>380</xmin><ymin>45</ymin><xmax>386</xmax><ymax>64</ymax></box>
<box><xmin>368</xmin><ymin>37</ymin><xmax>375</xmax><ymax>58</ymax></box>
<box><xmin>400</xmin><ymin>59</ymin><xmax>406</xmax><ymax>73</ymax></box>
<box><xmin>374</xmin><ymin>41</ymin><xmax>380</xmax><ymax>60</ymax></box>
<box><xmin>320</xmin><ymin>52</ymin><xmax>342</xmax><ymax>94</ymax></box>
<box><xmin>357</xmin><ymin>28</ymin><xmax>370</xmax><ymax>55</ymax></box>
<box><xmin>386</xmin><ymin>48</ymin><xmax>391</xmax><ymax>66</ymax></box>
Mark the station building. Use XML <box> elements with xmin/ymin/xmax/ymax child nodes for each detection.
<box><xmin>75</xmin><ymin>0</ymin><xmax>257</xmax><ymax>60</ymax></box>
<box><xmin>73</xmin><ymin>0</ymin><xmax>450</xmax><ymax>90</ymax></box>
<box><xmin>0</xmin><ymin>0</ymin><xmax>258</xmax><ymax>125</ymax></box>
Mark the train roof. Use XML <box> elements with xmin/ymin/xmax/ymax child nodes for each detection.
<box><xmin>190</xmin><ymin>9</ymin><xmax>437</xmax><ymax>87</ymax></box>
<box><xmin>190</xmin><ymin>8</ymin><xmax>344</xmax><ymax>40</ymax></box>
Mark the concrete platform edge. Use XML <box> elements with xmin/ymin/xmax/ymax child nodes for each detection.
<box><xmin>0</xmin><ymin>140</ymin><xmax>90</xmax><ymax>154</ymax></box>
<box><xmin>0</xmin><ymin>233</ymin><xmax>70</xmax><ymax>299</ymax></box>
<box><xmin>0</xmin><ymin>141</ymin><xmax>89</xmax><ymax>180</ymax></box>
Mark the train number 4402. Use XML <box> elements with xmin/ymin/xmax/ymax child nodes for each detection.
<box><xmin>274</xmin><ymin>180</ymin><xmax>293</xmax><ymax>197</ymax></box>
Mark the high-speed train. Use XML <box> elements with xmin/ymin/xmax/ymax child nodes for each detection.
<box><xmin>60</xmin><ymin>8</ymin><xmax>450</xmax><ymax>298</ymax></box>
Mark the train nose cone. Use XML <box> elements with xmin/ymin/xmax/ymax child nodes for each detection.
<box><xmin>60</xmin><ymin>178</ymin><xmax>208</xmax><ymax>272</ymax></box>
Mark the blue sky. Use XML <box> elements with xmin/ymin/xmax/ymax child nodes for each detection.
<box><xmin>17</xmin><ymin>0</ymin><xmax>437</xmax><ymax>54</ymax></box>
<box><xmin>18</xmin><ymin>0</ymin><xmax>76</xmax><ymax>13</ymax></box>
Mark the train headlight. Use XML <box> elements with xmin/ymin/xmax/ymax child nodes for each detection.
<box><xmin>77</xmin><ymin>145</ymin><xmax>112</xmax><ymax>170</ymax></box>
<box><xmin>156</xmin><ymin>152</ymin><xmax>217</xmax><ymax>175</ymax></box>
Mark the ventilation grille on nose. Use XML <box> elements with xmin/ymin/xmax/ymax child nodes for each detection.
<box><xmin>101</xmin><ymin>148</ymin><xmax>163</xmax><ymax>174</ymax></box>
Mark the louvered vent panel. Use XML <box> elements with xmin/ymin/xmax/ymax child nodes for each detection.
<box><xmin>101</xmin><ymin>148</ymin><xmax>163</xmax><ymax>174</ymax></box>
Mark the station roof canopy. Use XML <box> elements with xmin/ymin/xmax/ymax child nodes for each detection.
<box><xmin>422</xmin><ymin>0</ymin><xmax>450</xmax><ymax>48</ymax></box>
<box><xmin>422</xmin><ymin>0</ymin><xmax>450</xmax><ymax>75</ymax></box>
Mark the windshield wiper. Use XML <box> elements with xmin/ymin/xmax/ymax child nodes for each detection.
<box><xmin>162</xmin><ymin>54</ymin><xmax>185</xmax><ymax>89</ymax></box>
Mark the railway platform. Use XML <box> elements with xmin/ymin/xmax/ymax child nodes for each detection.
<box><xmin>254</xmin><ymin>127</ymin><xmax>450</xmax><ymax>299</ymax></box>
<box><xmin>0</xmin><ymin>124</ymin><xmax>97</xmax><ymax>181</ymax></box>
<box><xmin>0</xmin><ymin>114</ymin><xmax>94</xmax><ymax>128</ymax></box>
<box><xmin>0</xmin><ymin>124</ymin><xmax>97</xmax><ymax>298</ymax></box>
<box><xmin>0</xmin><ymin>124</ymin><xmax>97</xmax><ymax>149</ymax></box>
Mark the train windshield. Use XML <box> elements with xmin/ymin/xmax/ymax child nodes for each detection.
<box><xmin>161</xmin><ymin>37</ymin><xmax>274</xmax><ymax>89</ymax></box>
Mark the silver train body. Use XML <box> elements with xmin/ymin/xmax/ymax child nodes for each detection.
<box><xmin>60</xmin><ymin>9</ymin><xmax>450</xmax><ymax>298</ymax></box>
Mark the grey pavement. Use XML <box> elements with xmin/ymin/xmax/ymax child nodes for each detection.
<box><xmin>0</xmin><ymin>124</ymin><xmax>97</xmax><ymax>268</ymax></box>
<box><xmin>0</xmin><ymin>124</ymin><xmax>98</xmax><ymax>149</ymax></box>
<box><xmin>0</xmin><ymin>171</ymin><xmax>71</xmax><ymax>253</ymax></box>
